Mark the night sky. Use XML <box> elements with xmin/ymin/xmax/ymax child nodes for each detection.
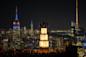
<box><xmin>0</xmin><ymin>0</ymin><xmax>86</xmax><ymax>30</ymax></box>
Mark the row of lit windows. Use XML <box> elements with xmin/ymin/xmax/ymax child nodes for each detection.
<box><xmin>39</xmin><ymin>27</ymin><xmax>49</xmax><ymax>48</ymax></box>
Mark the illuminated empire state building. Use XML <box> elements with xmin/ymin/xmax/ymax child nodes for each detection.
<box><xmin>12</xmin><ymin>6</ymin><xmax>20</xmax><ymax>40</ymax></box>
<box><xmin>12</xmin><ymin>6</ymin><xmax>21</xmax><ymax>49</ymax></box>
<box><xmin>13</xmin><ymin>6</ymin><xmax>20</xmax><ymax>31</ymax></box>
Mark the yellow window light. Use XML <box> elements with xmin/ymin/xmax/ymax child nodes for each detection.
<box><xmin>40</xmin><ymin>34</ymin><xmax>48</xmax><ymax>40</ymax></box>
<box><xmin>41</xmin><ymin>28</ymin><xmax>47</xmax><ymax>34</ymax></box>
<box><xmin>39</xmin><ymin>41</ymin><xmax>49</xmax><ymax>48</ymax></box>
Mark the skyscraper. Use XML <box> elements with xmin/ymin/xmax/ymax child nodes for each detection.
<box><xmin>39</xmin><ymin>23</ymin><xmax>49</xmax><ymax>48</ymax></box>
<box><xmin>12</xmin><ymin>6</ymin><xmax>21</xmax><ymax>49</ymax></box>
<box><xmin>13</xmin><ymin>6</ymin><xmax>20</xmax><ymax>30</ymax></box>
<box><xmin>76</xmin><ymin>0</ymin><xmax>79</xmax><ymax>30</ymax></box>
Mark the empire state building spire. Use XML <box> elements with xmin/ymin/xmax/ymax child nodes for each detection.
<box><xmin>15</xmin><ymin>6</ymin><xmax>18</xmax><ymax>20</ymax></box>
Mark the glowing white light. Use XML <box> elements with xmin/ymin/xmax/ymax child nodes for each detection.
<box><xmin>3</xmin><ymin>39</ymin><xmax>8</xmax><ymax>42</ymax></box>
<box><xmin>41</xmin><ymin>28</ymin><xmax>47</xmax><ymax>34</ymax></box>
<box><xmin>40</xmin><ymin>34</ymin><xmax>48</xmax><ymax>40</ymax></box>
<box><xmin>39</xmin><ymin>41</ymin><xmax>49</xmax><ymax>48</ymax></box>
<box><xmin>13</xmin><ymin>22</ymin><xmax>16</xmax><ymax>24</ymax></box>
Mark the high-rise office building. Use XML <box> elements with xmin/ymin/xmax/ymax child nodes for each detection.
<box><xmin>39</xmin><ymin>23</ymin><xmax>49</xmax><ymax>48</ymax></box>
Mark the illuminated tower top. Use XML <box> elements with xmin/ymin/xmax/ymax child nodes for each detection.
<box><xmin>30</xmin><ymin>20</ymin><xmax>34</xmax><ymax>36</ymax></box>
<box><xmin>31</xmin><ymin>20</ymin><xmax>33</xmax><ymax>32</ymax></box>
<box><xmin>76</xmin><ymin>0</ymin><xmax>79</xmax><ymax>29</ymax></box>
<box><xmin>13</xmin><ymin>6</ymin><xmax>20</xmax><ymax>30</ymax></box>
<box><xmin>15</xmin><ymin>6</ymin><xmax>18</xmax><ymax>20</ymax></box>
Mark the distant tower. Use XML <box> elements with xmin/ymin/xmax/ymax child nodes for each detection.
<box><xmin>30</xmin><ymin>20</ymin><xmax>34</xmax><ymax>36</ymax></box>
<box><xmin>13</xmin><ymin>6</ymin><xmax>20</xmax><ymax>30</ymax></box>
<box><xmin>15</xmin><ymin>6</ymin><xmax>18</xmax><ymax>20</ymax></box>
<box><xmin>76</xmin><ymin>0</ymin><xmax>79</xmax><ymax>30</ymax></box>
<box><xmin>23</xmin><ymin>26</ymin><xmax>27</xmax><ymax>34</ymax></box>
<box><xmin>70</xmin><ymin>21</ymin><xmax>75</xmax><ymax>37</ymax></box>
<box><xmin>71</xmin><ymin>21</ymin><xmax>75</xmax><ymax>27</ymax></box>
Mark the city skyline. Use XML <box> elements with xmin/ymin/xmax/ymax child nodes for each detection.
<box><xmin>0</xmin><ymin>0</ymin><xmax>86</xmax><ymax>30</ymax></box>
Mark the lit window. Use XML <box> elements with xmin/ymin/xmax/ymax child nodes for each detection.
<box><xmin>40</xmin><ymin>34</ymin><xmax>48</xmax><ymax>40</ymax></box>
<box><xmin>13</xmin><ymin>22</ymin><xmax>16</xmax><ymax>24</ymax></box>
<box><xmin>41</xmin><ymin>28</ymin><xmax>47</xmax><ymax>34</ymax></box>
<box><xmin>39</xmin><ymin>41</ymin><xmax>49</xmax><ymax>48</ymax></box>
